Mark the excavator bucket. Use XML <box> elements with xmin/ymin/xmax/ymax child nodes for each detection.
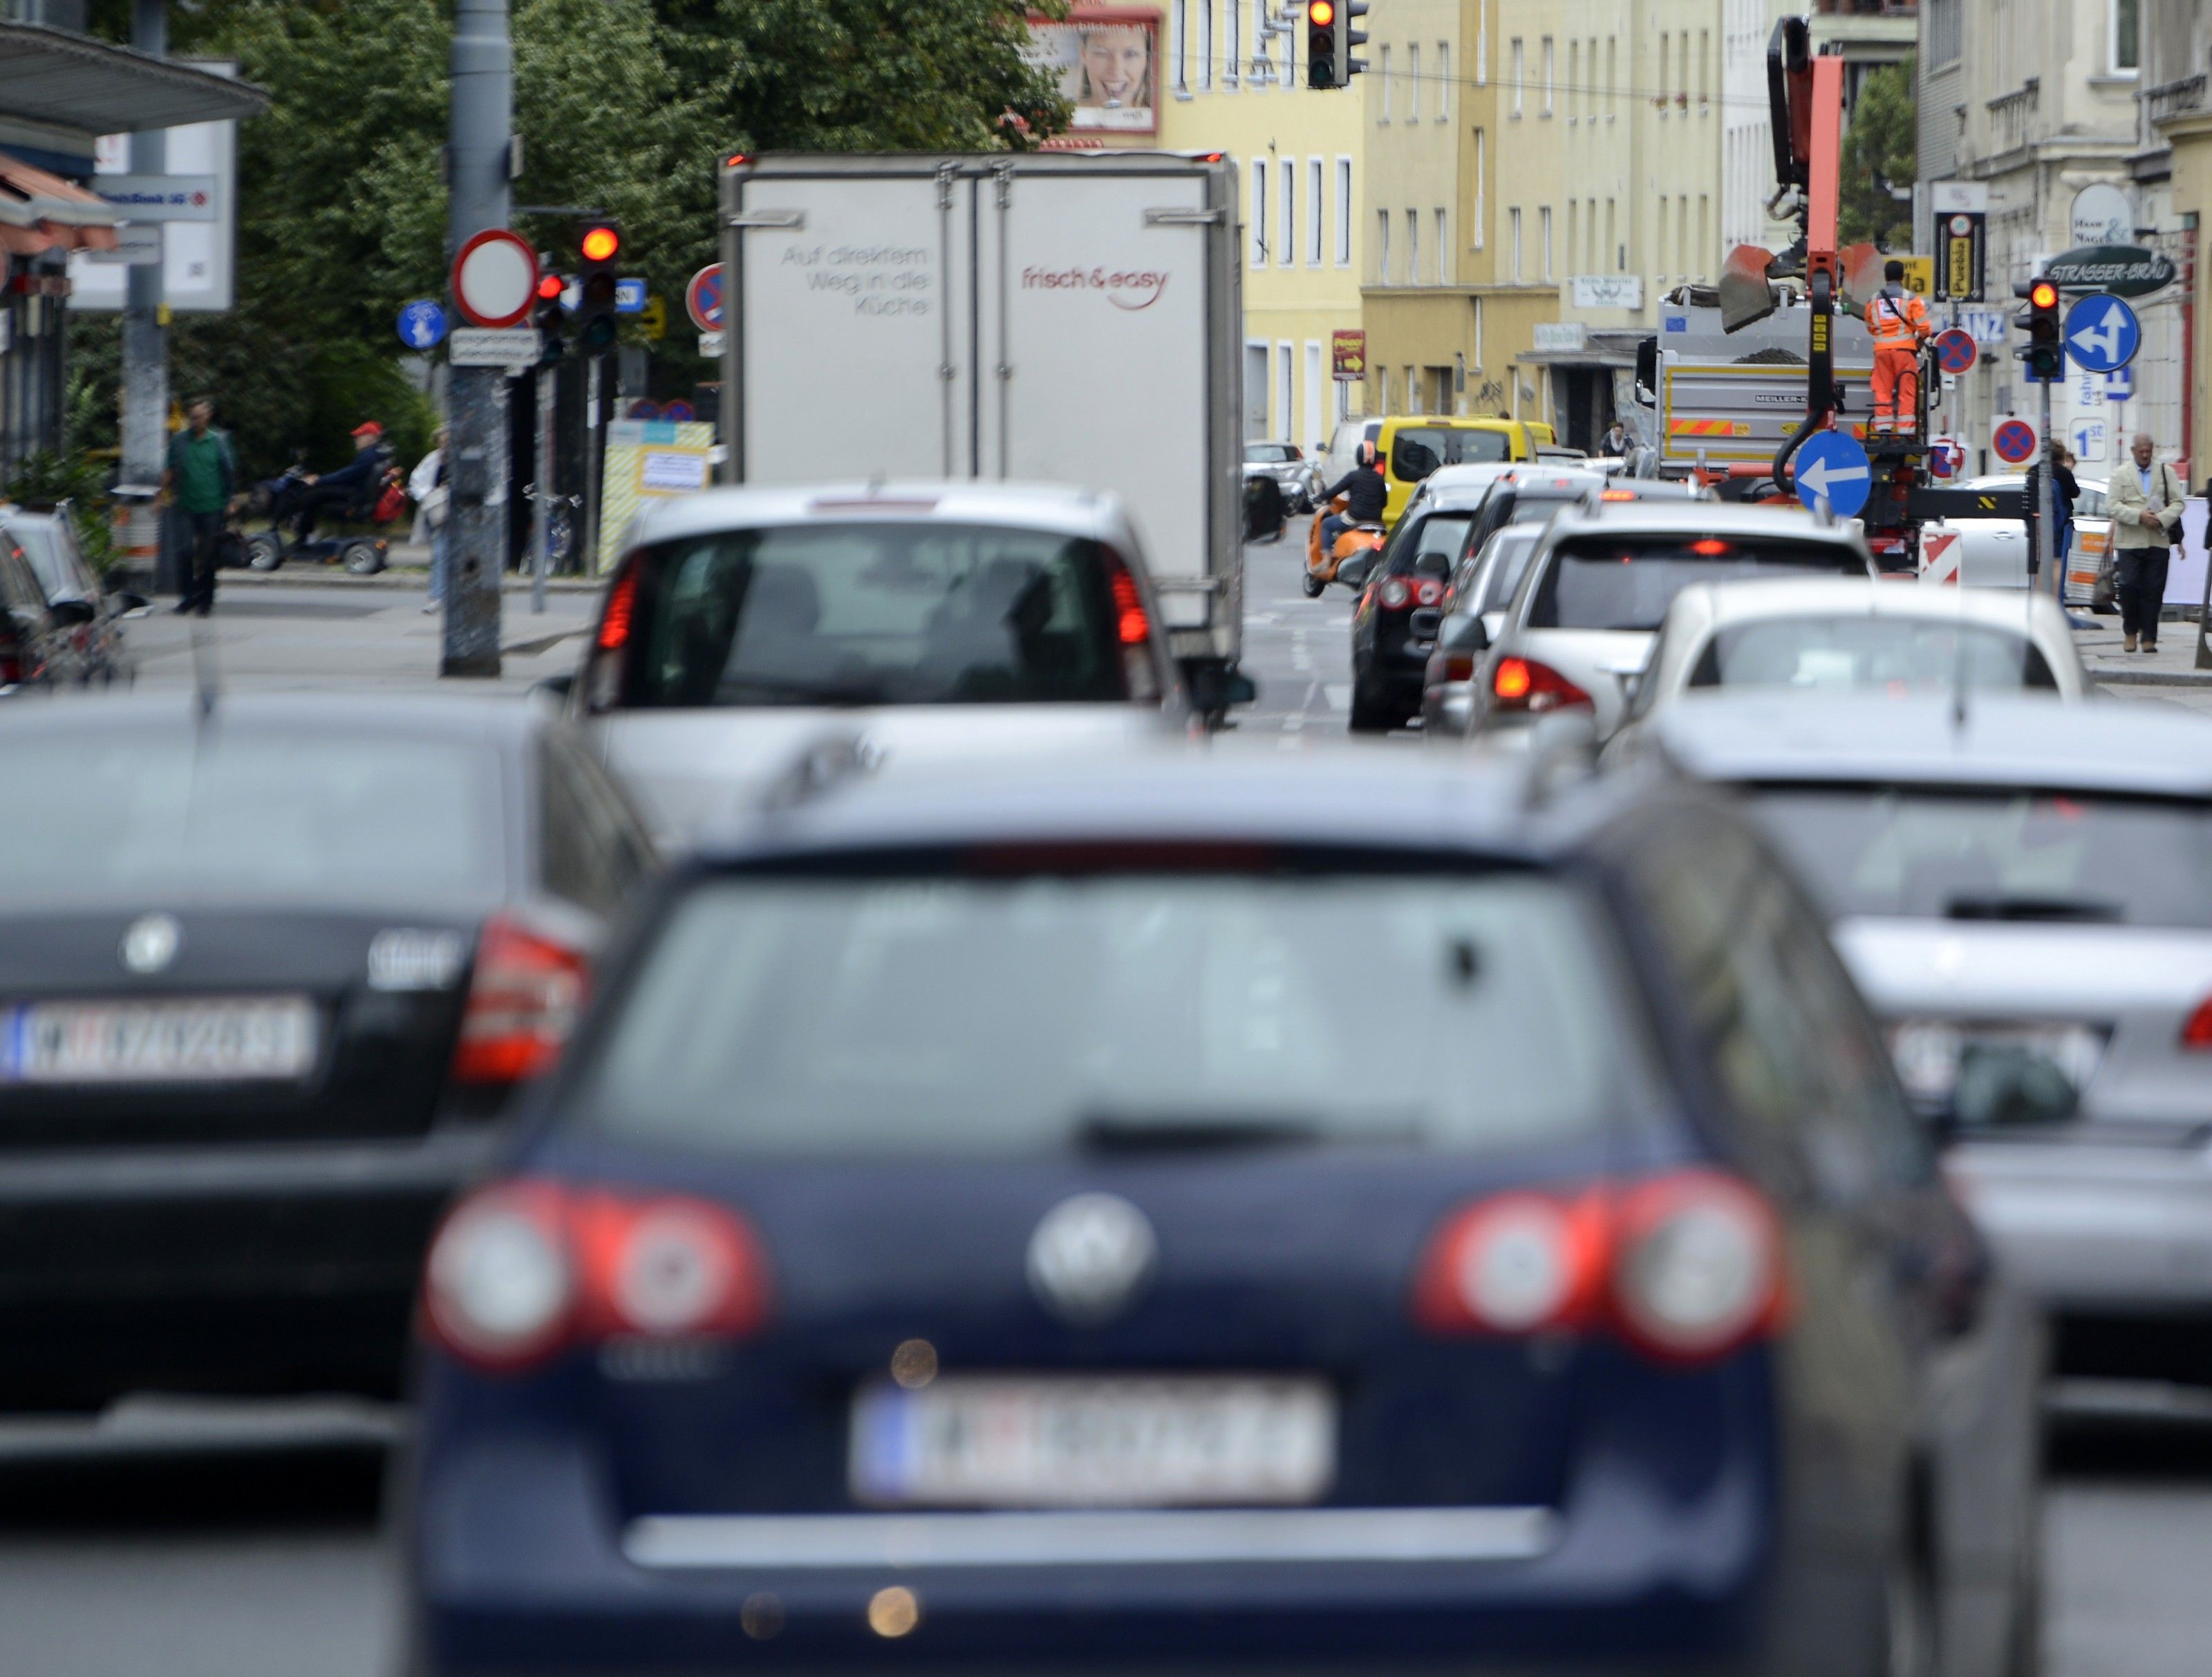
<box><xmin>1838</xmin><ymin>243</ymin><xmax>1885</xmax><ymax>315</ymax></box>
<box><xmin>1718</xmin><ymin>244</ymin><xmax>1779</xmax><ymax>333</ymax></box>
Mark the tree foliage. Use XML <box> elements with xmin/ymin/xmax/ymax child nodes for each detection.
<box><xmin>1838</xmin><ymin>57</ymin><xmax>1916</xmax><ymax>252</ymax></box>
<box><xmin>72</xmin><ymin>0</ymin><xmax>1067</xmax><ymax>480</ymax></box>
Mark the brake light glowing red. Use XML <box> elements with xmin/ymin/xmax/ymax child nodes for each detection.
<box><xmin>1412</xmin><ymin>1171</ymin><xmax>1785</xmax><ymax>1364</ymax></box>
<box><xmin>450</xmin><ymin>915</ymin><xmax>588</xmax><ymax>1086</ymax></box>
<box><xmin>1688</xmin><ymin>538</ymin><xmax>1731</xmax><ymax>556</ymax></box>
<box><xmin>597</xmin><ymin>565</ymin><xmax>638</xmax><ymax>651</ymax></box>
<box><xmin>423</xmin><ymin>1180</ymin><xmax>771</xmax><ymax>1373</ymax></box>
<box><xmin>1108</xmin><ymin>563</ymin><xmax>1152</xmax><ymax>646</ymax></box>
<box><xmin>2182</xmin><ymin>998</ymin><xmax>2212</xmax><ymax>1049</ymax></box>
<box><xmin>1490</xmin><ymin>657</ymin><xmax>1593</xmax><ymax>713</ymax></box>
<box><xmin>1600</xmin><ymin>489</ymin><xmax>1636</xmax><ymax>502</ymax></box>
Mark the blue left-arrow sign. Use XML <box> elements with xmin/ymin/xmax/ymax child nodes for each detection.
<box><xmin>1792</xmin><ymin>430</ymin><xmax>1873</xmax><ymax>519</ymax></box>
<box><xmin>396</xmin><ymin>299</ymin><xmax>448</xmax><ymax>351</ymax></box>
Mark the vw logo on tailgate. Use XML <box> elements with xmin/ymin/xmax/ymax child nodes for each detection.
<box><xmin>1027</xmin><ymin>1193</ymin><xmax>1157</xmax><ymax>1325</ymax></box>
<box><xmin>120</xmin><ymin>913</ymin><xmax>182</xmax><ymax>975</ymax></box>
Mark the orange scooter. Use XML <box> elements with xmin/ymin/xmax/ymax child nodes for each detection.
<box><xmin>1304</xmin><ymin>494</ymin><xmax>1385</xmax><ymax>598</ymax></box>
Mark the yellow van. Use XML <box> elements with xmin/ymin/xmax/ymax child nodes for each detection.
<box><xmin>1320</xmin><ymin>416</ymin><xmax>1559</xmax><ymax>527</ymax></box>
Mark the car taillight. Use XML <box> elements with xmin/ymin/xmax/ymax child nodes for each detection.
<box><xmin>2182</xmin><ymin>997</ymin><xmax>2212</xmax><ymax>1049</ymax></box>
<box><xmin>1378</xmin><ymin>577</ymin><xmax>1411</xmax><ymax>609</ymax></box>
<box><xmin>1490</xmin><ymin>656</ymin><xmax>1593</xmax><ymax>713</ymax></box>
<box><xmin>1414</xmin><ymin>579</ymin><xmax>1444</xmax><ymax>607</ymax></box>
<box><xmin>423</xmin><ymin>1181</ymin><xmax>771</xmax><ymax>1372</ymax></box>
<box><xmin>0</xmin><ymin>641</ymin><xmax>19</xmax><ymax>686</ymax></box>
<box><xmin>597</xmin><ymin>563</ymin><xmax>637</xmax><ymax>651</ymax></box>
<box><xmin>1103</xmin><ymin>557</ymin><xmax>1161</xmax><ymax>701</ymax></box>
<box><xmin>1413</xmin><ymin>1172</ymin><xmax>1785</xmax><ymax>1365</ymax></box>
<box><xmin>450</xmin><ymin>915</ymin><xmax>588</xmax><ymax>1086</ymax></box>
<box><xmin>1433</xmin><ymin>652</ymin><xmax>1477</xmax><ymax>684</ymax></box>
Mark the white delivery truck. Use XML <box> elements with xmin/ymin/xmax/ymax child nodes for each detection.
<box><xmin>719</xmin><ymin>151</ymin><xmax>1246</xmax><ymax>695</ymax></box>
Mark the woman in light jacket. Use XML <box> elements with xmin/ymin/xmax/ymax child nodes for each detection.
<box><xmin>409</xmin><ymin>429</ymin><xmax>450</xmax><ymax>613</ymax></box>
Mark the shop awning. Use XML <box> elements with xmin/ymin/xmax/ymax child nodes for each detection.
<box><xmin>0</xmin><ymin>150</ymin><xmax>115</xmax><ymax>252</ymax></box>
<box><xmin>0</xmin><ymin>23</ymin><xmax>267</xmax><ymax>135</ymax></box>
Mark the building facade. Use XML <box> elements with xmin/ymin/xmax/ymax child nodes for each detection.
<box><xmin>2139</xmin><ymin>0</ymin><xmax>2209</xmax><ymax>487</ymax></box>
<box><xmin>1153</xmin><ymin>0</ymin><xmax>1369</xmax><ymax>450</ymax></box>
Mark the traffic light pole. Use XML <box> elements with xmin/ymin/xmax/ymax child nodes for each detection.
<box><xmin>2038</xmin><ymin>377</ymin><xmax>2058</xmax><ymax>603</ymax></box>
<box><xmin>530</xmin><ymin>366</ymin><xmax>553</xmax><ymax>615</ymax></box>
<box><xmin>442</xmin><ymin>0</ymin><xmax>512</xmax><ymax>677</ymax></box>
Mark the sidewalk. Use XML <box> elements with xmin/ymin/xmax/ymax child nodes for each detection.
<box><xmin>2072</xmin><ymin>610</ymin><xmax>2212</xmax><ymax>690</ymax></box>
<box><xmin>202</xmin><ymin>545</ymin><xmax>604</xmax><ymax>594</ymax></box>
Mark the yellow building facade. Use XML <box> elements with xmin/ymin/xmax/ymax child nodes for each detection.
<box><xmin>1151</xmin><ymin>1</ymin><xmax>1369</xmax><ymax>451</ymax></box>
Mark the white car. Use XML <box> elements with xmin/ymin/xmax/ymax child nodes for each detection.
<box><xmin>1923</xmin><ymin>474</ymin><xmax>2112</xmax><ymax>605</ymax></box>
<box><xmin>561</xmin><ymin>483</ymin><xmax>1195</xmax><ymax>844</ymax></box>
<box><xmin>1606</xmin><ymin>578</ymin><xmax>2088</xmax><ymax>756</ymax></box>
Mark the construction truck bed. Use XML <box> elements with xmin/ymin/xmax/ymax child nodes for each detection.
<box><xmin>1650</xmin><ymin>299</ymin><xmax>1876</xmax><ymax>470</ymax></box>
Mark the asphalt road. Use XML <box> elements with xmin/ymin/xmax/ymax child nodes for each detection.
<box><xmin>8</xmin><ymin>530</ymin><xmax>2212</xmax><ymax>1676</ymax></box>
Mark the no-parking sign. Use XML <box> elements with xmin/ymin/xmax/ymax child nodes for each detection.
<box><xmin>1991</xmin><ymin>417</ymin><xmax>2038</xmax><ymax>465</ymax></box>
<box><xmin>1929</xmin><ymin>437</ymin><xmax>1965</xmax><ymax>479</ymax></box>
<box><xmin>686</xmin><ymin>263</ymin><xmax>724</xmax><ymax>333</ymax></box>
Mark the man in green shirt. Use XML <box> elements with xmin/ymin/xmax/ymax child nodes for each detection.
<box><xmin>160</xmin><ymin>398</ymin><xmax>237</xmax><ymax>615</ymax></box>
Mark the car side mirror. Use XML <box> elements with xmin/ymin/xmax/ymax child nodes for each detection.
<box><xmin>48</xmin><ymin>597</ymin><xmax>96</xmax><ymax>628</ymax></box>
<box><xmin>1335</xmin><ymin>553</ymin><xmax>1374</xmax><ymax>590</ymax></box>
<box><xmin>1441</xmin><ymin>612</ymin><xmax>1488</xmax><ymax>655</ymax></box>
<box><xmin>1180</xmin><ymin>660</ymin><xmax>1258</xmax><ymax>714</ymax></box>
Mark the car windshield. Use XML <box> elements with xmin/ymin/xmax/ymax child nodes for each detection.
<box><xmin>576</xmin><ymin>873</ymin><xmax>1648</xmax><ymax>1155</ymax></box>
<box><xmin>1391</xmin><ymin>428</ymin><xmax>1510</xmax><ymax>483</ymax></box>
<box><xmin>1530</xmin><ymin>535</ymin><xmax>1865</xmax><ymax>631</ymax></box>
<box><xmin>0</xmin><ymin>734</ymin><xmax>505</xmax><ymax>910</ymax></box>
<box><xmin>619</xmin><ymin>521</ymin><xmax>1132</xmax><ymax>709</ymax></box>
<box><xmin>1691</xmin><ymin>617</ymin><xmax>2059</xmax><ymax>694</ymax></box>
<box><xmin>1748</xmin><ymin>789</ymin><xmax>2212</xmax><ymax>927</ymax></box>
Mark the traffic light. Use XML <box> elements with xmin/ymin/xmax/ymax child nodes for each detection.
<box><xmin>577</xmin><ymin>221</ymin><xmax>623</xmax><ymax>355</ymax></box>
<box><xmin>532</xmin><ymin>269</ymin><xmax>566</xmax><ymax>366</ymax></box>
<box><xmin>1305</xmin><ymin>0</ymin><xmax>1335</xmax><ymax>88</ymax></box>
<box><xmin>1304</xmin><ymin>0</ymin><xmax>1367</xmax><ymax>88</ymax></box>
<box><xmin>2013</xmin><ymin>276</ymin><xmax>2062</xmax><ymax>382</ymax></box>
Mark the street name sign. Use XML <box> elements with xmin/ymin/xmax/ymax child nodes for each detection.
<box><xmin>1794</xmin><ymin>431</ymin><xmax>1871</xmax><ymax>518</ymax></box>
<box><xmin>448</xmin><ymin>327</ymin><xmax>540</xmax><ymax>367</ymax></box>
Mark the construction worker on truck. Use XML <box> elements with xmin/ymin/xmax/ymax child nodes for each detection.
<box><xmin>1865</xmin><ymin>259</ymin><xmax>1933</xmax><ymax>435</ymax></box>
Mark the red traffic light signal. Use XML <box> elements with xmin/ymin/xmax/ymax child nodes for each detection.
<box><xmin>535</xmin><ymin>272</ymin><xmax>564</xmax><ymax>301</ymax></box>
<box><xmin>1308</xmin><ymin>0</ymin><xmax>1335</xmax><ymax>23</ymax></box>
<box><xmin>2027</xmin><ymin>280</ymin><xmax>2058</xmax><ymax>311</ymax></box>
<box><xmin>581</xmin><ymin>225</ymin><xmax>621</xmax><ymax>263</ymax></box>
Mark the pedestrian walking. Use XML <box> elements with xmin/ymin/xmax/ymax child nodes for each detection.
<box><xmin>2108</xmin><ymin>431</ymin><xmax>2187</xmax><ymax>653</ymax></box>
<box><xmin>1602</xmin><ymin>418</ymin><xmax>1630</xmax><ymax>458</ymax></box>
<box><xmin>410</xmin><ymin>428</ymin><xmax>450</xmax><ymax>613</ymax></box>
<box><xmin>159</xmin><ymin>397</ymin><xmax>237</xmax><ymax>617</ymax></box>
<box><xmin>1864</xmin><ymin>260</ymin><xmax>1932</xmax><ymax>436</ymax></box>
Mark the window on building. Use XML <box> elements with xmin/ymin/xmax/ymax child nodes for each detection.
<box><xmin>1928</xmin><ymin>0</ymin><xmax>1961</xmax><ymax>67</ymax></box>
<box><xmin>1541</xmin><ymin>37</ymin><xmax>1554</xmax><ymax>115</ymax></box>
<box><xmin>1677</xmin><ymin>195</ymin><xmax>1689</xmax><ymax>278</ymax></box>
<box><xmin>1436</xmin><ymin>208</ymin><xmax>1450</xmax><ymax>284</ymax></box>
<box><xmin>1568</xmin><ymin>39</ymin><xmax>1580</xmax><ymax>120</ymax></box>
<box><xmin>1658</xmin><ymin>31</ymin><xmax>1669</xmax><ymax>106</ymax></box>
<box><xmin>1607</xmin><ymin>198</ymin><xmax>1618</xmax><ymax>271</ymax></box>
<box><xmin>1336</xmin><ymin>157</ymin><xmax>1353</xmax><ymax>266</ymax></box>
<box><xmin>1406</xmin><ymin>209</ymin><xmax>1420</xmax><ymax>283</ymax></box>
<box><xmin>1199</xmin><ymin>0</ymin><xmax>1213</xmax><ymax>89</ymax></box>
<box><xmin>1473</xmin><ymin>129</ymin><xmax>1485</xmax><ymax>248</ymax></box>
<box><xmin>1309</xmin><ymin>158</ymin><xmax>1325</xmax><ymax>265</ymax></box>
<box><xmin>2112</xmin><ymin>0</ymin><xmax>2139</xmax><ymax>72</ymax></box>
<box><xmin>1605</xmin><ymin>37</ymin><xmax>1616</xmax><ymax>120</ymax></box>
<box><xmin>1379</xmin><ymin>44</ymin><xmax>1391</xmax><ymax>118</ymax></box>
<box><xmin>1252</xmin><ymin>159</ymin><xmax>1268</xmax><ymax>266</ymax></box>
<box><xmin>1678</xmin><ymin>33</ymin><xmax>1689</xmax><ymax>102</ymax></box>
<box><xmin>1277</xmin><ymin>344</ymin><xmax>1293</xmax><ymax>440</ymax></box>
<box><xmin>1280</xmin><ymin>164</ymin><xmax>1295</xmax><ymax>267</ymax></box>
<box><xmin>1476</xmin><ymin>0</ymin><xmax>1487</xmax><ymax>84</ymax></box>
<box><xmin>1568</xmin><ymin>200</ymin><xmax>1579</xmax><ymax>270</ymax></box>
<box><xmin>1226</xmin><ymin>0</ymin><xmax>1240</xmax><ymax>84</ymax></box>
<box><xmin>1438</xmin><ymin>45</ymin><xmax>1450</xmax><ymax>118</ymax></box>
<box><xmin>1172</xmin><ymin>0</ymin><xmax>1189</xmax><ymax>92</ymax></box>
<box><xmin>1510</xmin><ymin>206</ymin><xmax>1523</xmax><ymax>281</ymax></box>
<box><xmin>1408</xmin><ymin>44</ymin><xmax>1420</xmax><ymax>119</ymax></box>
<box><xmin>1378</xmin><ymin>207</ymin><xmax>1391</xmax><ymax>283</ymax></box>
<box><xmin>1697</xmin><ymin>195</ymin><xmax>1709</xmax><ymax>279</ymax></box>
<box><xmin>1698</xmin><ymin>30</ymin><xmax>1709</xmax><ymax>105</ymax></box>
<box><xmin>1473</xmin><ymin>297</ymin><xmax>1484</xmax><ymax>371</ymax></box>
<box><xmin>1511</xmin><ymin>38</ymin><xmax>1524</xmax><ymax>116</ymax></box>
<box><xmin>1540</xmin><ymin>206</ymin><xmax>1553</xmax><ymax>280</ymax></box>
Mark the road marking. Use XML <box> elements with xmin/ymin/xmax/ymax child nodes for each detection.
<box><xmin>1323</xmin><ymin>684</ymin><xmax>1350</xmax><ymax>711</ymax></box>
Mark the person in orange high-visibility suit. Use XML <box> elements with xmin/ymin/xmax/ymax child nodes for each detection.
<box><xmin>1865</xmin><ymin>259</ymin><xmax>1933</xmax><ymax>435</ymax></box>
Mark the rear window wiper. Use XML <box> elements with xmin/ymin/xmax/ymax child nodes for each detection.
<box><xmin>1074</xmin><ymin>1114</ymin><xmax>1331</xmax><ymax>1154</ymax></box>
<box><xmin>1943</xmin><ymin>894</ymin><xmax>2121</xmax><ymax>924</ymax></box>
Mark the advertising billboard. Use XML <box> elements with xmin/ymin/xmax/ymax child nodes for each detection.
<box><xmin>1027</xmin><ymin>9</ymin><xmax>1161</xmax><ymax>141</ymax></box>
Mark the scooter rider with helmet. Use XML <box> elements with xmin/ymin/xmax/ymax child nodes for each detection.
<box><xmin>1319</xmin><ymin>441</ymin><xmax>1387</xmax><ymax>556</ymax></box>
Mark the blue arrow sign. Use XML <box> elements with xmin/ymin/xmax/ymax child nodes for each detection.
<box><xmin>1792</xmin><ymin>431</ymin><xmax>1873</xmax><ymax>519</ymax></box>
<box><xmin>2064</xmin><ymin>292</ymin><xmax>2140</xmax><ymax>374</ymax></box>
<box><xmin>615</xmin><ymin>277</ymin><xmax>647</xmax><ymax>314</ymax></box>
<box><xmin>2107</xmin><ymin>364</ymin><xmax>2135</xmax><ymax>401</ymax></box>
<box><xmin>396</xmin><ymin>299</ymin><xmax>448</xmax><ymax>351</ymax></box>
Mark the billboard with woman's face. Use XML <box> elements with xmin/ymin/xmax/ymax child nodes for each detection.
<box><xmin>1027</xmin><ymin>9</ymin><xmax>1159</xmax><ymax>138</ymax></box>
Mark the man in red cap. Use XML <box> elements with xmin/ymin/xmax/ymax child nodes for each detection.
<box><xmin>290</xmin><ymin>420</ymin><xmax>393</xmax><ymax>550</ymax></box>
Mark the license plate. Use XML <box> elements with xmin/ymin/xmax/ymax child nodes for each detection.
<box><xmin>1888</xmin><ymin>1018</ymin><xmax>2107</xmax><ymax>1107</ymax></box>
<box><xmin>0</xmin><ymin>997</ymin><xmax>319</xmax><ymax>1085</ymax></box>
<box><xmin>850</xmin><ymin>1376</ymin><xmax>1335</xmax><ymax>1508</ymax></box>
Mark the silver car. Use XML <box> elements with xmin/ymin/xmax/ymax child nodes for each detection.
<box><xmin>1465</xmin><ymin>503</ymin><xmax>1877</xmax><ymax>743</ymax></box>
<box><xmin>1632</xmin><ymin>691</ymin><xmax>2212</xmax><ymax>1407</ymax></box>
<box><xmin>1242</xmin><ymin>441</ymin><xmax>1322</xmax><ymax>512</ymax></box>
<box><xmin>561</xmin><ymin>482</ymin><xmax>1192</xmax><ymax>844</ymax></box>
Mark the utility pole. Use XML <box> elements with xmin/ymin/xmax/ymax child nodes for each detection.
<box><xmin>442</xmin><ymin>0</ymin><xmax>512</xmax><ymax>677</ymax></box>
<box><xmin>119</xmin><ymin>0</ymin><xmax>168</xmax><ymax>592</ymax></box>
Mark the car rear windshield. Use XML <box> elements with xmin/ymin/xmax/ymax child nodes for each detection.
<box><xmin>1468</xmin><ymin>528</ymin><xmax>1546</xmax><ymax>612</ymax></box>
<box><xmin>1750</xmin><ymin>789</ymin><xmax>2212</xmax><ymax>927</ymax></box>
<box><xmin>1391</xmin><ymin>428</ymin><xmax>1510</xmax><ymax>483</ymax></box>
<box><xmin>1691</xmin><ymin>618</ymin><xmax>2059</xmax><ymax>694</ymax></box>
<box><xmin>619</xmin><ymin>522</ymin><xmax>1134</xmax><ymax>709</ymax></box>
<box><xmin>1382</xmin><ymin>514</ymin><xmax>1472</xmax><ymax>577</ymax></box>
<box><xmin>0</xmin><ymin>734</ymin><xmax>505</xmax><ymax>910</ymax></box>
<box><xmin>1530</xmin><ymin>535</ymin><xmax>1865</xmax><ymax>632</ymax></box>
<box><xmin>574</xmin><ymin>873</ymin><xmax>1648</xmax><ymax>1155</ymax></box>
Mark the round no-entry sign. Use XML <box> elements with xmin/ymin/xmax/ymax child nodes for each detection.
<box><xmin>1991</xmin><ymin>417</ymin><xmax>2038</xmax><ymax>465</ymax></box>
<box><xmin>450</xmin><ymin>229</ymin><xmax>538</xmax><ymax>329</ymax></box>
<box><xmin>686</xmin><ymin>263</ymin><xmax>724</xmax><ymax>333</ymax></box>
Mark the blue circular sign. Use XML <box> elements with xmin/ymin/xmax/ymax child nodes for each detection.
<box><xmin>1991</xmin><ymin>417</ymin><xmax>2038</xmax><ymax>465</ymax></box>
<box><xmin>2063</xmin><ymin>292</ymin><xmax>2140</xmax><ymax>374</ymax></box>
<box><xmin>396</xmin><ymin>299</ymin><xmax>448</xmax><ymax>351</ymax></box>
<box><xmin>1792</xmin><ymin>431</ymin><xmax>1873</xmax><ymax>519</ymax></box>
<box><xmin>1933</xmin><ymin>328</ymin><xmax>1977</xmax><ymax>375</ymax></box>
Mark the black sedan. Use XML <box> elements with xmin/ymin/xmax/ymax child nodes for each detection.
<box><xmin>0</xmin><ymin>693</ymin><xmax>655</xmax><ymax>1407</ymax></box>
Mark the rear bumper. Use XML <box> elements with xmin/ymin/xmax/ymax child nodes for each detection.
<box><xmin>411</xmin><ymin>1432</ymin><xmax>1785</xmax><ymax>1675</ymax></box>
<box><xmin>0</xmin><ymin>1126</ymin><xmax>498</xmax><ymax>1404</ymax></box>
